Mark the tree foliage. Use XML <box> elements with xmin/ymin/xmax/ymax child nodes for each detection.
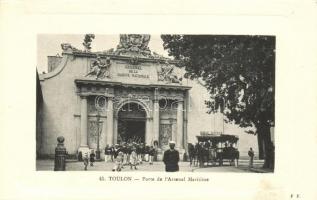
<box><xmin>162</xmin><ymin>35</ymin><xmax>275</xmax><ymax>168</ymax></box>
<box><xmin>161</xmin><ymin>35</ymin><xmax>275</xmax><ymax>129</ymax></box>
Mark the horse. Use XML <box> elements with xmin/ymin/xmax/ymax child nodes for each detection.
<box><xmin>188</xmin><ymin>143</ymin><xmax>196</xmax><ymax>167</ymax></box>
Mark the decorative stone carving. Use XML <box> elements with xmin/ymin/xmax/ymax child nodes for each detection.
<box><xmin>82</xmin><ymin>34</ymin><xmax>95</xmax><ymax>52</ymax></box>
<box><xmin>152</xmin><ymin>51</ymin><xmax>166</xmax><ymax>59</ymax></box>
<box><xmin>157</xmin><ymin>61</ymin><xmax>182</xmax><ymax>84</ymax></box>
<box><xmin>61</xmin><ymin>43</ymin><xmax>80</xmax><ymax>52</ymax></box>
<box><xmin>115</xmin><ymin>34</ymin><xmax>152</xmax><ymax>57</ymax></box>
<box><xmin>88</xmin><ymin>120</ymin><xmax>103</xmax><ymax>145</ymax></box>
<box><xmin>159</xmin><ymin>124</ymin><xmax>172</xmax><ymax>148</ymax></box>
<box><xmin>129</xmin><ymin>56</ymin><xmax>139</xmax><ymax>65</ymax></box>
<box><xmin>100</xmin><ymin>48</ymin><xmax>115</xmax><ymax>54</ymax></box>
<box><xmin>85</xmin><ymin>56</ymin><xmax>111</xmax><ymax>79</ymax></box>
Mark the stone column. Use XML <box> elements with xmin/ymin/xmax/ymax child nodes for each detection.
<box><xmin>183</xmin><ymin>90</ymin><xmax>190</xmax><ymax>152</ymax></box>
<box><xmin>78</xmin><ymin>96</ymin><xmax>89</xmax><ymax>153</ymax></box>
<box><xmin>106</xmin><ymin>97</ymin><xmax>114</xmax><ymax>145</ymax></box>
<box><xmin>145</xmin><ymin>118</ymin><xmax>152</xmax><ymax>145</ymax></box>
<box><xmin>152</xmin><ymin>88</ymin><xmax>160</xmax><ymax>144</ymax></box>
<box><xmin>113</xmin><ymin>116</ymin><xmax>118</xmax><ymax>145</ymax></box>
<box><xmin>176</xmin><ymin>100</ymin><xmax>184</xmax><ymax>149</ymax></box>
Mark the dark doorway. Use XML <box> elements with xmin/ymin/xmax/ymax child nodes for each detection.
<box><xmin>118</xmin><ymin>120</ymin><xmax>145</xmax><ymax>143</ymax></box>
<box><xmin>117</xmin><ymin>103</ymin><xmax>146</xmax><ymax>144</ymax></box>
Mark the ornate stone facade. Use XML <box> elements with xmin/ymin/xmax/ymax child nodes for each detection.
<box><xmin>58</xmin><ymin>35</ymin><xmax>191</xmax><ymax>159</ymax></box>
<box><xmin>38</xmin><ymin>35</ymin><xmax>259</xmax><ymax>159</ymax></box>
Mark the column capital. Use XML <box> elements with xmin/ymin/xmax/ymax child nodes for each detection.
<box><xmin>79</xmin><ymin>94</ymin><xmax>89</xmax><ymax>98</ymax></box>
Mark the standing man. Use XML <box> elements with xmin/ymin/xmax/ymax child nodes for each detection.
<box><xmin>104</xmin><ymin>145</ymin><xmax>111</xmax><ymax>163</ymax></box>
<box><xmin>83</xmin><ymin>152</ymin><xmax>89</xmax><ymax>171</ymax></box>
<box><xmin>89</xmin><ymin>149</ymin><xmax>96</xmax><ymax>167</ymax></box>
<box><xmin>248</xmin><ymin>147</ymin><xmax>254</xmax><ymax>169</ymax></box>
<box><xmin>148</xmin><ymin>146</ymin><xmax>155</xmax><ymax>165</ymax></box>
<box><xmin>163</xmin><ymin>141</ymin><xmax>180</xmax><ymax>172</ymax></box>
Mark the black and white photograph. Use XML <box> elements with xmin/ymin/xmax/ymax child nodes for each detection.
<box><xmin>36</xmin><ymin>34</ymin><xmax>275</xmax><ymax>173</ymax></box>
<box><xmin>2</xmin><ymin>1</ymin><xmax>317</xmax><ymax>200</ymax></box>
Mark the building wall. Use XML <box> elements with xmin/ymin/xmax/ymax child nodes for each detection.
<box><xmin>185</xmin><ymin>78</ymin><xmax>259</xmax><ymax>157</ymax></box>
<box><xmin>40</xmin><ymin>55</ymin><xmax>89</xmax><ymax>155</ymax></box>
<box><xmin>39</xmin><ymin>54</ymin><xmax>259</xmax><ymax>158</ymax></box>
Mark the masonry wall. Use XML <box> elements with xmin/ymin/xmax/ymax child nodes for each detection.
<box><xmin>40</xmin><ymin>55</ymin><xmax>89</xmax><ymax>156</ymax></box>
<box><xmin>39</xmin><ymin>54</ymin><xmax>259</xmax><ymax>158</ymax></box>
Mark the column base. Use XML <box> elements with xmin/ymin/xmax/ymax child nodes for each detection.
<box><xmin>177</xmin><ymin>148</ymin><xmax>186</xmax><ymax>161</ymax></box>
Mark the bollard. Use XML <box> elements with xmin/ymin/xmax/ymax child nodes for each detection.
<box><xmin>54</xmin><ymin>136</ymin><xmax>67</xmax><ymax>171</ymax></box>
<box><xmin>183</xmin><ymin>153</ymin><xmax>188</xmax><ymax>162</ymax></box>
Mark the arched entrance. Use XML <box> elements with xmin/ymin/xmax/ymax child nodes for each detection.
<box><xmin>117</xmin><ymin>102</ymin><xmax>147</xmax><ymax>144</ymax></box>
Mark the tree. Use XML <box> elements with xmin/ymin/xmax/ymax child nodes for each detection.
<box><xmin>161</xmin><ymin>35</ymin><xmax>275</xmax><ymax>169</ymax></box>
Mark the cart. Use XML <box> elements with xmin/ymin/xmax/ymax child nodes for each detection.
<box><xmin>196</xmin><ymin>133</ymin><xmax>240</xmax><ymax>167</ymax></box>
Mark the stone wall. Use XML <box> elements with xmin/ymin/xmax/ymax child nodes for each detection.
<box><xmin>38</xmin><ymin>53</ymin><xmax>259</xmax><ymax>158</ymax></box>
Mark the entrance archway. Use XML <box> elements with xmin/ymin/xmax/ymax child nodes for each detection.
<box><xmin>117</xmin><ymin>102</ymin><xmax>147</xmax><ymax>144</ymax></box>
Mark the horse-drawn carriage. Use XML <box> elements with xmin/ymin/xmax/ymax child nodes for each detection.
<box><xmin>188</xmin><ymin>133</ymin><xmax>240</xmax><ymax>167</ymax></box>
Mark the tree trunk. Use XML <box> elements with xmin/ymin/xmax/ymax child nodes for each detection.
<box><xmin>256</xmin><ymin>123</ymin><xmax>273</xmax><ymax>170</ymax></box>
<box><xmin>257</xmin><ymin>133</ymin><xmax>264</xmax><ymax>159</ymax></box>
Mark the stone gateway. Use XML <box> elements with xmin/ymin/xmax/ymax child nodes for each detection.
<box><xmin>36</xmin><ymin>34</ymin><xmax>259</xmax><ymax>161</ymax></box>
<box><xmin>37</xmin><ymin>34</ymin><xmax>192</xmax><ymax>160</ymax></box>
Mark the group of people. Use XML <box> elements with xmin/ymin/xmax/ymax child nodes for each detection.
<box><xmin>79</xmin><ymin>141</ymin><xmax>181</xmax><ymax>172</ymax></box>
<box><xmin>82</xmin><ymin>149</ymin><xmax>96</xmax><ymax>171</ymax></box>
<box><xmin>107</xmin><ymin>142</ymin><xmax>157</xmax><ymax>171</ymax></box>
<box><xmin>81</xmin><ymin>142</ymin><xmax>157</xmax><ymax>171</ymax></box>
<box><xmin>188</xmin><ymin>141</ymin><xmax>238</xmax><ymax>167</ymax></box>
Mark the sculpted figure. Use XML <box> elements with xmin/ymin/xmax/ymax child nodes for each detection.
<box><xmin>116</xmin><ymin>34</ymin><xmax>151</xmax><ymax>56</ymax></box>
<box><xmin>141</xmin><ymin>35</ymin><xmax>151</xmax><ymax>50</ymax></box>
<box><xmin>82</xmin><ymin>34</ymin><xmax>95</xmax><ymax>52</ymax></box>
<box><xmin>61</xmin><ymin>43</ymin><xmax>79</xmax><ymax>51</ymax></box>
<box><xmin>118</xmin><ymin>34</ymin><xmax>129</xmax><ymax>49</ymax></box>
<box><xmin>85</xmin><ymin>56</ymin><xmax>111</xmax><ymax>79</ymax></box>
<box><xmin>158</xmin><ymin>62</ymin><xmax>180</xmax><ymax>83</ymax></box>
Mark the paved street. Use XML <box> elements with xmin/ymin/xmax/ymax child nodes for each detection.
<box><xmin>37</xmin><ymin>159</ymin><xmax>267</xmax><ymax>172</ymax></box>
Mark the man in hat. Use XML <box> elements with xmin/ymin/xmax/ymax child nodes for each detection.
<box><xmin>163</xmin><ymin>141</ymin><xmax>180</xmax><ymax>172</ymax></box>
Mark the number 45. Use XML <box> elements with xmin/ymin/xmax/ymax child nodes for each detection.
<box><xmin>290</xmin><ymin>194</ymin><xmax>300</xmax><ymax>198</ymax></box>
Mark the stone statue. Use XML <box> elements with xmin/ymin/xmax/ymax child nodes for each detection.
<box><xmin>140</xmin><ymin>35</ymin><xmax>151</xmax><ymax>50</ymax></box>
<box><xmin>85</xmin><ymin>56</ymin><xmax>111</xmax><ymax>79</ymax></box>
<box><xmin>61</xmin><ymin>43</ymin><xmax>79</xmax><ymax>52</ymax></box>
<box><xmin>158</xmin><ymin>61</ymin><xmax>181</xmax><ymax>83</ymax></box>
<box><xmin>82</xmin><ymin>34</ymin><xmax>95</xmax><ymax>52</ymax></box>
<box><xmin>116</xmin><ymin>34</ymin><xmax>151</xmax><ymax>56</ymax></box>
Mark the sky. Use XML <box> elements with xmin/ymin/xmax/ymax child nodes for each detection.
<box><xmin>37</xmin><ymin>34</ymin><xmax>169</xmax><ymax>73</ymax></box>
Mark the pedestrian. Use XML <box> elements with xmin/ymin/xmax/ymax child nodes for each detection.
<box><xmin>248</xmin><ymin>147</ymin><xmax>254</xmax><ymax>169</ymax></box>
<box><xmin>140</xmin><ymin>143</ymin><xmax>145</xmax><ymax>163</ymax></box>
<box><xmin>112</xmin><ymin>151</ymin><xmax>124</xmax><ymax>171</ymax></box>
<box><xmin>110</xmin><ymin>145</ymin><xmax>115</xmax><ymax>162</ymax></box>
<box><xmin>136</xmin><ymin>144</ymin><xmax>142</xmax><ymax>164</ymax></box>
<box><xmin>144</xmin><ymin>145</ymin><xmax>150</xmax><ymax>162</ymax></box>
<box><xmin>104</xmin><ymin>145</ymin><xmax>111</xmax><ymax>163</ymax></box>
<box><xmin>130</xmin><ymin>147</ymin><xmax>138</xmax><ymax>170</ymax></box>
<box><xmin>148</xmin><ymin>146</ymin><xmax>155</xmax><ymax>165</ymax></box>
<box><xmin>90</xmin><ymin>149</ymin><xmax>95</xmax><ymax>166</ymax></box>
<box><xmin>83</xmin><ymin>152</ymin><xmax>89</xmax><ymax>171</ymax></box>
<box><xmin>122</xmin><ymin>144</ymin><xmax>128</xmax><ymax>165</ymax></box>
<box><xmin>163</xmin><ymin>141</ymin><xmax>180</xmax><ymax>172</ymax></box>
<box><xmin>197</xmin><ymin>142</ymin><xmax>204</xmax><ymax>168</ymax></box>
